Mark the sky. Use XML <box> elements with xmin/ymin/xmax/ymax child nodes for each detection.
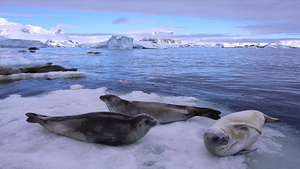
<box><xmin>1</xmin><ymin>0</ymin><xmax>300</xmax><ymax>40</ymax></box>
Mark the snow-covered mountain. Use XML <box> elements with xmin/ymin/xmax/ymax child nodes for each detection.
<box><xmin>0</xmin><ymin>18</ymin><xmax>299</xmax><ymax>49</ymax></box>
<box><xmin>54</xmin><ymin>29</ymin><xmax>64</xmax><ymax>35</ymax></box>
<box><xmin>0</xmin><ymin>18</ymin><xmax>54</xmax><ymax>39</ymax></box>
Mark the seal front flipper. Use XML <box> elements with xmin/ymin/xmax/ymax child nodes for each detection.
<box><xmin>232</xmin><ymin>123</ymin><xmax>263</xmax><ymax>134</ymax></box>
<box><xmin>25</xmin><ymin>113</ymin><xmax>49</xmax><ymax>124</ymax></box>
<box><xmin>234</xmin><ymin>148</ymin><xmax>257</xmax><ymax>156</ymax></box>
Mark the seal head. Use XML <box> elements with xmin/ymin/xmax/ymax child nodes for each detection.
<box><xmin>204</xmin><ymin>128</ymin><xmax>230</xmax><ymax>156</ymax></box>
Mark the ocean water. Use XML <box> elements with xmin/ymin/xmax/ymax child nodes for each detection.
<box><xmin>1</xmin><ymin>47</ymin><xmax>299</xmax><ymax>129</ymax></box>
<box><xmin>0</xmin><ymin>47</ymin><xmax>299</xmax><ymax>169</ymax></box>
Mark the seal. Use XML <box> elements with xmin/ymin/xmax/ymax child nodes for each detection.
<box><xmin>203</xmin><ymin>110</ymin><xmax>280</xmax><ymax>156</ymax></box>
<box><xmin>25</xmin><ymin>112</ymin><xmax>157</xmax><ymax>146</ymax></box>
<box><xmin>34</xmin><ymin>65</ymin><xmax>77</xmax><ymax>73</ymax></box>
<box><xmin>20</xmin><ymin>64</ymin><xmax>77</xmax><ymax>73</ymax></box>
<box><xmin>100</xmin><ymin>94</ymin><xmax>221</xmax><ymax>124</ymax></box>
<box><xmin>19</xmin><ymin>62</ymin><xmax>53</xmax><ymax>73</ymax></box>
<box><xmin>0</xmin><ymin>66</ymin><xmax>21</xmax><ymax>75</ymax></box>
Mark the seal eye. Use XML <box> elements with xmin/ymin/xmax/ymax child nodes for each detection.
<box><xmin>145</xmin><ymin>120</ymin><xmax>150</xmax><ymax>125</ymax></box>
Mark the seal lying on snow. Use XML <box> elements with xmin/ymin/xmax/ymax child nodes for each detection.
<box><xmin>203</xmin><ymin>110</ymin><xmax>279</xmax><ymax>156</ymax></box>
<box><xmin>25</xmin><ymin>112</ymin><xmax>157</xmax><ymax>146</ymax></box>
<box><xmin>100</xmin><ymin>94</ymin><xmax>221</xmax><ymax>124</ymax></box>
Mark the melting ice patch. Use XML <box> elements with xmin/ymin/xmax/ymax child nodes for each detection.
<box><xmin>0</xmin><ymin>86</ymin><xmax>286</xmax><ymax>169</ymax></box>
<box><xmin>0</xmin><ymin>72</ymin><xmax>86</xmax><ymax>80</ymax></box>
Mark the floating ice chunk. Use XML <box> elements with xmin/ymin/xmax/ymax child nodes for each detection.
<box><xmin>133</xmin><ymin>41</ymin><xmax>158</xmax><ymax>49</ymax></box>
<box><xmin>0</xmin><ymin>71</ymin><xmax>86</xmax><ymax>80</ymax></box>
<box><xmin>69</xmin><ymin>84</ymin><xmax>85</xmax><ymax>90</ymax></box>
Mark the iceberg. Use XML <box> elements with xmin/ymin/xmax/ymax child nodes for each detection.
<box><xmin>106</xmin><ymin>36</ymin><xmax>133</xmax><ymax>49</ymax></box>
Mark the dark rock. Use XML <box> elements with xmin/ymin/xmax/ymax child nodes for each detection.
<box><xmin>28</xmin><ymin>47</ymin><xmax>40</xmax><ymax>50</ymax></box>
<box><xmin>87</xmin><ymin>52</ymin><xmax>102</xmax><ymax>55</ymax></box>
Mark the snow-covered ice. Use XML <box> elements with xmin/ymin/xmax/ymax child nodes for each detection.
<box><xmin>0</xmin><ymin>86</ymin><xmax>287</xmax><ymax>169</ymax></box>
<box><xmin>0</xmin><ymin>71</ymin><xmax>86</xmax><ymax>80</ymax></box>
<box><xmin>0</xmin><ymin>39</ymin><xmax>48</xmax><ymax>48</ymax></box>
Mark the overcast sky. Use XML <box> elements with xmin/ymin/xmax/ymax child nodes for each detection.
<box><xmin>1</xmin><ymin>0</ymin><xmax>299</xmax><ymax>40</ymax></box>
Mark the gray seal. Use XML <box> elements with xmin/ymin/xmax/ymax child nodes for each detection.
<box><xmin>31</xmin><ymin>65</ymin><xmax>77</xmax><ymax>73</ymax></box>
<box><xmin>19</xmin><ymin>62</ymin><xmax>53</xmax><ymax>73</ymax></box>
<box><xmin>25</xmin><ymin>112</ymin><xmax>157</xmax><ymax>146</ymax></box>
<box><xmin>100</xmin><ymin>94</ymin><xmax>221</xmax><ymax>124</ymax></box>
<box><xmin>0</xmin><ymin>67</ymin><xmax>21</xmax><ymax>75</ymax></box>
<box><xmin>20</xmin><ymin>63</ymin><xmax>77</xmax><ymax>73</ymax></box>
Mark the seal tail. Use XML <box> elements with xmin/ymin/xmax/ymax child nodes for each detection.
<box><xmin>25</xmin><ymin>113</ymin><xmax>48</xmax><ymax>124</ymax></box>
<box><xmin>263</xmin><ymin>114</ymin><xmax>280</xmax><ymax>123</ymax></box>
<box><xmin>191</xmin><ymin>108</ymin><xmax>221</xmax><ymax>120</ymax></box>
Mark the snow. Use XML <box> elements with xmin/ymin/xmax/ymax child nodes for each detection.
<box><xmin>0</xmin><ymin>72</ymin><xmax>87</xmax><ymax>80</ymax></box>
<box><xmin>280</xmin><ymin>40</ymin><xmax>300</xmax><ymax>48</ymax></box>
<box><xmin>0</xmin><ymin>86</ymin><xmax>286</xmax><ymax>169</ymax></box>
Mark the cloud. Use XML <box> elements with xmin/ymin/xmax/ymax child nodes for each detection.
<box><xmin>238</xmin><ymin>21</ymin><xmax>300</xmax><ymax>34</ymax></box>
<box><xmin>56</xmin><ymin>23</ymin><xmax>81</xmax><ymax>29</ymax></box>
<box><xmin>0</xmin><ymin>11</ymin><xmax>66</xmax><ymax>17</ymax></box>
<box><xmin>2</xmin><ymin>0</ymin><xmax>300</xmax><ymax>36</ymax></box>
<box><xmin>1</xmin><ymin>0</ymin><xmax>299</xmax><ymax>21</ymax></box>
<box><xmin>174</xmin><ymin>33</ymin><xmax>229</xmax><ymax>38</ymax></box>
<box><xmin>112</xmin><ymin>17</ymin><xmax>129</xmax><ymax>24</ymax></box>
<box><xmin>0</xmin><ymin>12</ymin><xmax>39</xmax><ymax>17</ymax></box>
